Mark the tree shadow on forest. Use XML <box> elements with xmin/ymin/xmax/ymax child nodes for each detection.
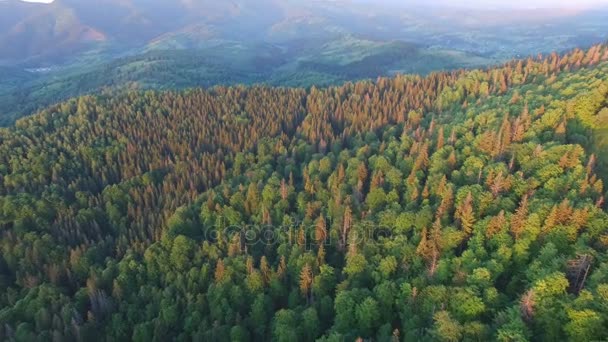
<box><xmin>593</xmin><ymin>108</ymin><xmax>608</xmax><ymax>205</ymax></box>
<box><xmin>593</xmin><ymin>126</ymin><xmax>608</xmax><ymax>183</ymax></box>
<box><xmin>566</xmin><ymin>114</ymin><xmax>608</xmax><ymax>209</ymax></box>
<box><xmin>592</xmin><ymin>125</ymin><xmax>608</xmax><ymax>209</ymax></box>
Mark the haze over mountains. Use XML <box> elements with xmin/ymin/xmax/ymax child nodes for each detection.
<box><xmin>2</xmin><ymin>0</ymin><xmax>607</xmax><ymax>65</ymax></box>
<box><xmin>0</xmin><ymin>0</ymin><xmax>607</xmax><ymax>124</ymax></box>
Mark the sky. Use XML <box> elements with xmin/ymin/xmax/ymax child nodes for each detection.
<box><xmin>17</xmin><ymin>0</ymin><xmax>608</xmax><ymax>8</ymax></box>
<box><xmin>367</xmin><ymin>0</ymin><xmax>608</xmax><ymax>9</ymax></box>
<box><xmin>439</xmin><ymin>0</ymin><xmax>608</xmax><ymax>9</ymax></box>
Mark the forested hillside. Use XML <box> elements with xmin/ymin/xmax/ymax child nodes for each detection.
<box><xmin>1</xmin><ymin>45</ymin><xmax>608</xmax><ymax>341</ymax></box>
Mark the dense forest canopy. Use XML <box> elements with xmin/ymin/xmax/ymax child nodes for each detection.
<box><xmin>0</xmin><ymin>44</ymin><xmax>608</xmax><ymax>341</ymax></box>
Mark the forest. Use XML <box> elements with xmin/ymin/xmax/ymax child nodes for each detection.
<box><xmin>0</xmin><ymin>44</ymin><xmax>608</xmax><ymax>341</ymax></box>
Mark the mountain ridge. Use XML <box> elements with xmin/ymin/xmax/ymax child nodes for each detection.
<box><xmin>2</xmin><ymin>0</ymin><xmax>608</xmax><ymax>64</ymax></box>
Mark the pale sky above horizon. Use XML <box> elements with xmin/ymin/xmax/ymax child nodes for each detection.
<box><xmin>368</xmin><ymin>0</ymin><xmax>608</xmax><ymax>9</ymax></box>
<box><xmin>17</xmin><ymin>0</ymin><xmax>608</xmax><ymax>9</ymax></box>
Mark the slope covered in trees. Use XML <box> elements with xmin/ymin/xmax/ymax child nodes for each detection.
<box><xmin>1</xmin><ymin>45</ymin><xmax>608</xmax><ymax>341</ymax></box>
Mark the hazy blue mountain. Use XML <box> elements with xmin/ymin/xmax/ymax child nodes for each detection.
<box><xmin>0</xmin><ymin>0</ymin><xmax>607</xmax><ymax>124</ymax></box>
<box><xmin>2</xmin><ymin>0</ymin><xmax>607</xmax><ymax>65</ymax></box>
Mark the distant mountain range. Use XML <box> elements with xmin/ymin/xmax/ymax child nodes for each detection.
<box><xmin>2</xmin><ymin>0</ymin><xmax>607</xmax><ymax>65</ymax></box>
<box><xmin>0</xmin><ymin>0</ymin><xmax>330</xmax><ymax>64</ymax></box>
<box><xmin>0</xmin><ymin>0</ymin><xmax>607</xmax><ymax>125</ymax></box>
